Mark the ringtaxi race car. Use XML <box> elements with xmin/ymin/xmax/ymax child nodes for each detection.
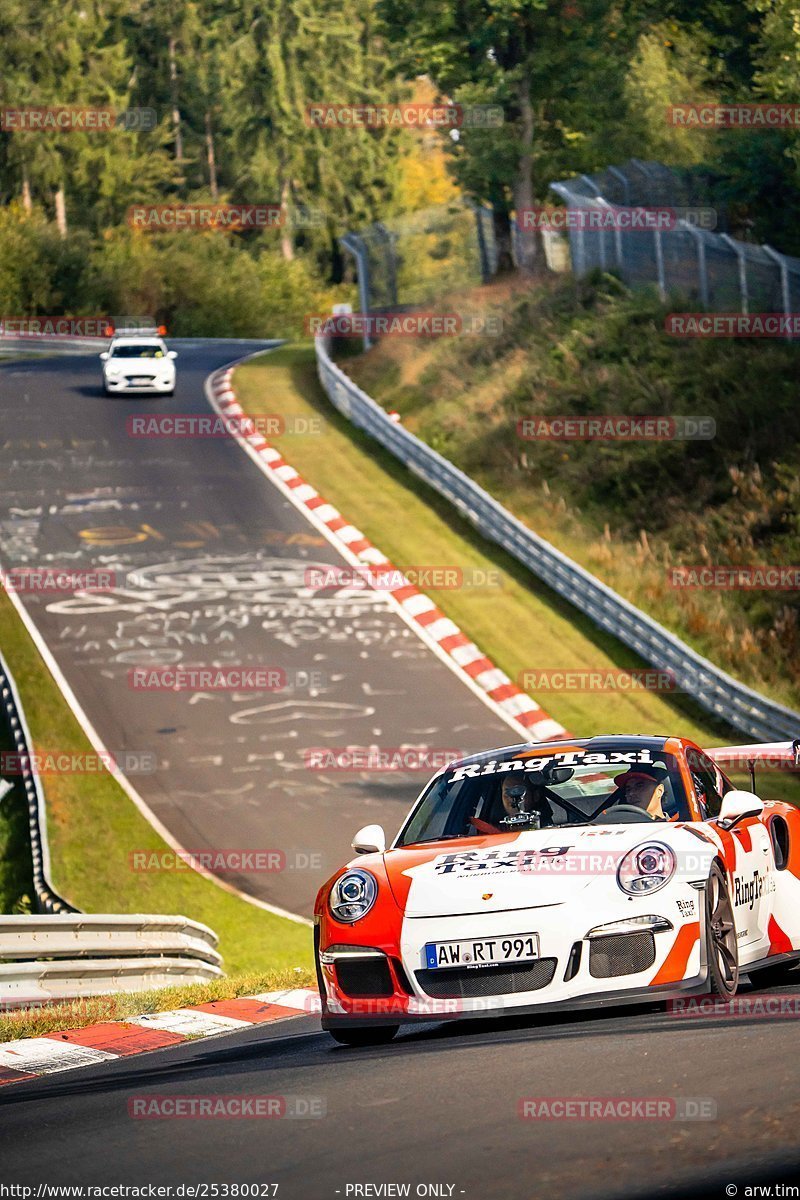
<box><xmin>100</xmin><ymin>328</ymin><xmax>177</xmax><ymax>395</ymax></box>
<box><xmin>315</xmin><ymin>734</ymin><xmax>800</xmax><ymax>1045</ymax></box>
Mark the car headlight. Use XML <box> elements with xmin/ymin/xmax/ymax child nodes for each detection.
<box><xmin>617</xmin><ymin>842</ymin><xmax>676</xmax><ymax>896</ymax></box>
<box><xmin>329</xmin><ymin>869</ymin><xmax>377</xmax><ymax>922</ymax></box>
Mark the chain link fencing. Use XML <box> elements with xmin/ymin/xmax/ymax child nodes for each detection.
<box><xmin>340</xmin><ymin>200</ymin><xmax>497</xmax><ymax>344</ymax></box>
<box><xmin>549</xmin><ymin>158</ymin><xmax>800</xmax><ymax>322</ymax></box>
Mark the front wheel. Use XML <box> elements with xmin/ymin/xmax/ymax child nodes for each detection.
<box><xmin>328</xmin><ymin>1025</ymin><xmax>399</xmax><ymax>1047</ymax></box>
<box><xmin>705</xmin><ymin>861</ymin><xmax>739</xmax><ymax>995</ymax></box>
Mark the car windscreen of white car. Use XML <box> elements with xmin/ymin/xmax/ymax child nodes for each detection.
<box><xmin>111</xmin><ymin>343</ymin><xmax>164</xmax><ymax>358</ymax></box>
<box><xmin>397</xmin><ymin>748</ymin><xmax>690</xmax><ymax>845</ymax></box>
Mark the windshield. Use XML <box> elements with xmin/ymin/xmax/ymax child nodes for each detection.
<box><xmin>397</xmin><ymin>746</ymin><xmax>690</xmax><ymax>846</ymax></box>
<box><xmin>111</xmin><ymin>343</ymin><xmax>164</xmax><ymax>358</ymax></box>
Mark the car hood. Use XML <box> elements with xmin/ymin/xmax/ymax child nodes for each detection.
<box><xmin>384</xmin><ymin>824</ymin><xmax>705</xmax><ymax>918</ymax></box>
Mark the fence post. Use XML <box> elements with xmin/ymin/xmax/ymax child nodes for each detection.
<box><xmin>762</xmin><ymin>244</ymin><xmax>793</xmax><ymax>340</ymax></box>
<box><xmin>720</xmin><ymin>233</ymin><xmax>749</xmax><ymax>314</ymax></box>
<box><xmin>654</xmin><ymin>229</ymin><xmax>666</xmax><ymax>300</ymax></box>
<box><xmin>373</xmin><ymin>223</ymin><xmax>399</xmax><ymax>310</ymax></box>
<box><xmin>340</xmin><ymin>233</ymin><xmax>373</xmax><ymax>351</ymax></box>
<box><xmin>681</xmin><ymin>223</ymin><xmax>709</xmax><ymax>308</ymax></box>
<box><xmin>469</xmin><ymin>202</ymin><xmax>493</xmax><ymax>282</ymax></box>
<box><xmin>606</xmin><ymin>165</ymin><xmax>631</xmax><ymax>206</ymax></box>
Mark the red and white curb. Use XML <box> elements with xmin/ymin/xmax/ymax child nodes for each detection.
<box><xmin>0</xmin><ymin>989</ymin><xmax>319</xmax><ymax>1087</ymax></box>
<box><xmin>206</xmin><ymin>366</ymin><xmax>569</xmax><ymax>743</ymax></box>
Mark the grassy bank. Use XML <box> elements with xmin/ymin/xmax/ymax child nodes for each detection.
<box><xmin>234</xmin><ymin>343</ymin><xmax>800</xmax><ymax>805</ymax></box>
<box><xmin>233</xmin><ymin>345</ymin><xmax>737</xmax><ymax>747</ymax></box>
<box><xmin>0</xmin><ymin>588</ymin><xmax>312</xmax><ymax>973</ymax></box>
<box><xmin>342</xmin><ymin>273</ymin><xmax>800</xmax><ymax>712</ymax></box>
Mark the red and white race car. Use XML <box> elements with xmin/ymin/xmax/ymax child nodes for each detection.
<box><xmin>314</xmin><ymin>735</ymin><xmax>800</xmax><ymax>1045</ymax></box>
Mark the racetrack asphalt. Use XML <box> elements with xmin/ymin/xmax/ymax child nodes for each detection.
<box><xmin>0</xmin><ymin>342</ymin><xmax>516</xmax><ymax>915</ymax></box>
<box><xmin>2</xmin><ymin>969</ymin><xmax>800</xmax><ymax>1198</ymax></box>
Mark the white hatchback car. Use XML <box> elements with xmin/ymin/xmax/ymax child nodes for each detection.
<box><xmin>100</xmin><ymin>333</ymin><xmax>177</xmax><ymax>396</ymax></box>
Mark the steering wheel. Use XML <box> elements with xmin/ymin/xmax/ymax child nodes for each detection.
<box><xmin>593</xmin><ymin>803</ymin><xmax>656</xmax><ymax>823</ymax></box>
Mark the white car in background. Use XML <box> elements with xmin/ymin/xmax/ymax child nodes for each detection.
<box><xmin>100</xmin><ymin>330</ymin><xmax>177</xmax><ymax>396</ymax></box>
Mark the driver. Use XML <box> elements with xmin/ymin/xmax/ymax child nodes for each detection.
<box><xmin>609</xmin><ymin>765</ymin><xmax>669</xmax><ymax>820</ymax></box>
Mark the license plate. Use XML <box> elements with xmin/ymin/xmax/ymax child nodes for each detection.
<box><xmin>424</xmin><ymin>934</ymin><xmax>539</xmax><ymax>970</ymax></box>
<box><xmin>128</xmin><ymin>377</ymin><xmax>152</xmax><ymax>385</ymax></box>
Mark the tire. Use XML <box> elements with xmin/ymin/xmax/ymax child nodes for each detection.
<box><xmin>328</xmin><ymin>1025</ymin><xmax>399</xmax><ymax>1047</ymax></box>
<box><xmin>705</xmin><ymin>861</ymin><xmax>739</xmax><ymax>995</ymax></box>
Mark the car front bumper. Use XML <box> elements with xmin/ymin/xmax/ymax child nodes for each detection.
<box><xmin>318</xmin><ymin>885</ymin><xmax>709</xmax><ymax>1028</ymax></box>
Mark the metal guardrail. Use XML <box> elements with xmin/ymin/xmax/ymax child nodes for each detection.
<box><xmin>0</xmin><ymin>915</ymin><xmax>222</xmax><ymax>1007</ymax></box>
<box><xmin>0</xmin><ymin>650</ymin><xmax>223</xmax><ymax>1003</ymax></box>
<box><xmin>0</xmin><ymin>913</ymin><xmax>221</xmax><ymax>963</ymax></box>
<box><xmin>0</xmin><ymin>650</ymin><xmax>76</xmax><ymax>914</ymax></box>
<box><xmin>0</xmin><ymin>958</ymin><xmax>223</xmax><ymax>1007</ymax></box>
<box><xmin>314</xmin><ymin>337</ymin><xmax>800</xmax><ymax>743</ymax></box>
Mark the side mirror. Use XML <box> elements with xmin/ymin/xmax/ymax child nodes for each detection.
<box><xmin>718</xmin><ymin>789</ymin><xmax>764</xmax><ymax>830</ymax></box>
<box><xmin>167</xmin><ymin>350</ymin><xmax>177</xmax><ymax>359</ymax></box>
<box><xmin>351</xmin><ymin>824</ymin><xmax>386</xmax><ymax>855</ymax></box>
<box><xmin>99</xmin><ymin>352</ymin><xmax>109</xmax><ymax>361</ymax></box>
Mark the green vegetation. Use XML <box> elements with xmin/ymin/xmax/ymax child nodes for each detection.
<box><xmin>0</xmin><ymin>966</ymin><xmax>314</xmax><ymax>1043</ymax></box>
<box><xmin>2</xmin><ymin>0</ymin><xmax>800</xmax><ymax>317</ymax></box>
<box><xmin>343</xmin><ymin>272</ymin><xmax>800</xmax><ymax>711</ymax></box>
<box><xmin>0</xmin><ymin>588</ymin><xmax>313</xmax><ymax>971</ymax></box>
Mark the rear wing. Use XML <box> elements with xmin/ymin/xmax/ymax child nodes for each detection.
<box><xmin>705</xmin><ymin>740</ymin><xmax>800</xmax><ymax>788</ymax></box>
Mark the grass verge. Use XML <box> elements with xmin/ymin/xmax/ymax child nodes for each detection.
<box><xmin>344</xmin><ymin>273</ymin><xmax>800</xmax><ymax>711</ymax></box>
<box><xmin>0</xmin><ymin>965</ymin><xmax>314</xmax><ymax>1042</ymax></box>
<box><xmin>234</xmin><ymin>345</ymin><xmax>733</xmax><ymax>747</ymax></box>
<box><xmin>0</xmin><ymin>587</ymin><xmax>313</xmax><ymax>973</ymax></box>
